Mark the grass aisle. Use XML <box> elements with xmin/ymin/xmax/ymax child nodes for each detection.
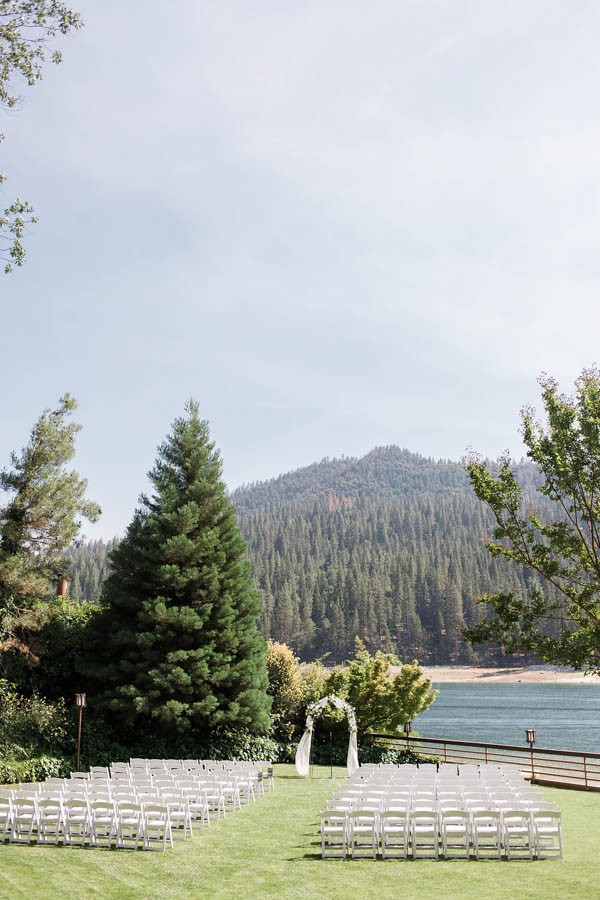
<box><xmin>1</xmin><ymin>765</ymin><xmax>600</xmax><ymax>899</ymax></box>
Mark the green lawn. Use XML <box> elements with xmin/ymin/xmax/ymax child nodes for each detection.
<box><xmin>1</xmin><ymin>765</ymin><xmax>599</xmax><ymax>899</ymax></box>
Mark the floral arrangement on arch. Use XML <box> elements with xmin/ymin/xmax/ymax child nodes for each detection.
<box><xmin>305</xmin><ymin>694</ymin><xmax>357</xmax><ymax>735</ymax></box>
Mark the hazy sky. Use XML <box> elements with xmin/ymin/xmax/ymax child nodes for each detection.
<box><xmin>2</xmin><ymin>1</ymin><xmax>599</xmax><ymax>539</ymax></box>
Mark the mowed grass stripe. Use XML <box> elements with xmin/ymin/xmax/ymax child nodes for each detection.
<box><xmin>1</xmin><ymin>765</ymin><xmax>600</xmax><ymax>899</ymax></box>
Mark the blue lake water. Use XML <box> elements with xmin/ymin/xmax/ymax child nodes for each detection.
<box><xmin>413</xmin><ymin>683</ymin><xmax>600</xmax><ymax>753</ymax></box>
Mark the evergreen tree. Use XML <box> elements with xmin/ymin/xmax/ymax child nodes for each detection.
<box><xmin>0</xmin><ymin>393</ymin><xmax>100</xmax><ymax>608</ymax></box>
<box><xmin>0</xmin><ymin>393</ymin><xmax>99</xmax><ymax>685</ymax></box>
<box><xmin>84</xmin><ymin>401</ymin><xmax>270</xmax><ymax>741</ymax></box>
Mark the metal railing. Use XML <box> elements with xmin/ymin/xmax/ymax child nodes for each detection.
<box><xmin>368</xmin><ymin>733</ymin><xmax>600</xmax><ymax>791</ymax></box>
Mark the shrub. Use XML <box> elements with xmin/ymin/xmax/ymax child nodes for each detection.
<box><xmin>358</xmin><ymin>740</ymin><xmax>439</xmax><ymax>766</ymax></box>
<box><xmin>203</xmin><ymin>732</ymin><xmax>280</xmax><ymax>763</ymax></box>
<box><xmin>0</xmin><ymin>755</ymin><xmax>71</xmax><ymax>784</ymax></box>
<box><xmin>0</xmin><ymin>688</ymin><xmax>68</xmax><ymax>756</ymax></box>
<box><xmin>0</xmin><ymin>598</ymin><xmax>99</xmax><ymax>701</ymax></box>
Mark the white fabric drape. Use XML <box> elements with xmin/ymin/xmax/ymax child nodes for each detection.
<box><xmin>347</xmin><ymin>729</ymin><xmax>359</xmax><ymax>775</ymax></box>
<box><xmin>294</xmin><ymin>716</ymin><xmax>314</xmax><ymax>777</ymax></box>
<box><xmin>294</xmin><ymin>694</ymin><xmax>360</xmax><ymax>777</ymax></box>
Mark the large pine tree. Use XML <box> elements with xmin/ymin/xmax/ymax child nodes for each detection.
<box><xmin>85</xmin><ymin>402</ymin><xmax>270</xmax><ymax>741</ymax></box>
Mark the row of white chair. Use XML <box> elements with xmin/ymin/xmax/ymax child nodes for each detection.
<box><xmin>321</xmin><ymin>806</ymin><xmax>563</xmax><ymax>860</ymax></box>
<box><xmin>34</xmin><ymin>777</ymin><xmax>252</xmax><ymax>813</ymax></box>
<box><xmin>0</xmin><ymin>795</ymin><xmax>175</xmax><ymax>850</ymax></box>
<box><xmin>326</xmin><ymin>796</ymin><xmax>560</xmax><ymax>818</ymax></box>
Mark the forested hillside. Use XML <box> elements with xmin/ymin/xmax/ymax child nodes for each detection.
<box><xmin>68</xmin><ymin>447</ymin><xmax>561</xmax><ymax>665</ymax></box>
<box><xmin>64</xmin><ymin>539</ymin><xmax>119</xmax><ymax>602</ymax></box>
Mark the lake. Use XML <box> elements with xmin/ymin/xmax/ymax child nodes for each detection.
<box><xmin>413</xmin><ymin>683</ymin><xmax>600</xmax><ymax>753</ymax></box>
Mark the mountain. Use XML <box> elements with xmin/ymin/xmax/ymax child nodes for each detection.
<box><xmin>68</xmin><ymin>447</ymin><xmax>556</xmax><ymax>666</ymax></box>
<box><xmin>231</xmin><ymin>446</ymin><xmax>553</xmax><ymax>665</ymax></box>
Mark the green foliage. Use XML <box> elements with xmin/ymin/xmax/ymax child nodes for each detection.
<box><xmin>0</xmin><ymin>197</ymin><xmax>37</xmax><ymax>272</ymax></box>
<box><xmin>0</xmin><ymin>597</ymin><xmax>98</xmax><ymax>698</ymax></box>
<box><xmin>201</xmin><ymin>731</ymin><xmax>280</xmax><ymax>763</ymax></box>
<box><xmin>0</xmin><ymin>395</ymin><xmax>99</xmax><ymax>684</ymax></box>
<box><xmin>83</xmin><ymin>401</ymin><xmax>271</xmax><ymax>744</ymax></box>
<box><xmin>0</xmin><ymin>1</ymin><xmax>83</xmax><ymax>271</ymax></box>
<box><xmin>0</xmin><ymin>754</ymin><xmax>70</xmax><ymax>784</ymax></box>
<box><xmin>465</xmin><ymin>368</ymin><xmax>600</xmax><ymax>673</ymax></box>
<box><xmin>325</xmin><ymin>639</ymin><xmax>437</xmax><ymax>738</ymax></box>
<box><xmin>352</xmin><ymin>741</ymin><xmax>438</xmax><ymax>766</ymax></box>
<box><xmin>266</xmin><ymin>640</ymin><xmax>306</xmax><ymax>718</ymax></box>
<box><xmin>266</xmin><ymin>640</ymin><xmax>308</xmax><ymax>742</ymax></box>
<box><xmin>71</xmin><ymin>714</ymin><xmax>280</xmax><ymax>769</ymax></box>
<box><xmin>0</xmin><ymin>686</ymin><xmax>68</xmax><ymax>764</ymax></box>
<box><xmin>64</xmin><ymin>538</ymin><xmax>118</xmax><ymax>601</ymax></box>
<box><xmin>0</xmin><ymin>394</ymin><xmax>100</xmax><ymax>603</ymax></box>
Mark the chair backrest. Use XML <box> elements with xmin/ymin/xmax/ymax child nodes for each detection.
<box><xmin>64</xmin><ymin>799</ymin><xmax>88</xmax><ymax>813</ymax></box>
<box><xmin>440</xmin><ymin>808</ymin><xmax>469</xmax><ymax>823</ymax></box>
<box><xmin>380</xmin><ymin>809</ymin><xmax>408</xmax><ymax>823</ymax></box>
<box><xmin>472</xmin><ymin>809</ymin><xmax>500</xmax><ymax>827</ymax></box>
<box><xmin>38</xmin><ymin>798</ymin><xmax>63</xmax><ymax>813</ymax></box>
<box><xmin>349</xmin><ymin>809</ymin><xmax>377</xmax><ymax>823</ymax></box>
<box><xmin>116</xmin><ymin>802</ymin><xmax>142</xmax><ymax>817</ymax></box>
<box><xmin>502</xmin><ymin>808</ymin><xmax>531</xmax><ymax>825</ymax></box>
<box><xmin>410</xmin><ymin>810</ymin><xmax>437</xmax><ymax>823</ymax></box>
<box><xmin>14</xmin><ymin>789</ymin><xmax>38</xmax><ymax>802</ymax></box>
<box><xmin>90</xmin><ymin>799</ymin><xmax>114</xmax><ymax>814</ymax></box>
<box><xmin>13</xmin><ymin>796</ymin><xmax>37</xmax><ymax>811</ymax></box>
<box><xmin>143</xmin><ymin>803</ymin><xmax>169</xmax><ymax>819</ymax></box>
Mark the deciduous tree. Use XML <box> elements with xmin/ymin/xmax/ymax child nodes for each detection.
<box><xmin>465</xmin><ymin>367</ymin><xmax>600</xmax><ymax>673</ymax></box>
<box><xmin>326</xmin><ymin>639</ymin><xmax>437</xmax><ymax>738</ymax></box>
<box><xmin>1</xmin><ymin>1</ymin><xmax>83</xmax><ymax>271</ymax></box>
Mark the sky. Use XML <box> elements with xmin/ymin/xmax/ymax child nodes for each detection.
<box><xmin>1</xmin><ymin>0</ymin><xmax>600</xmax><ymax>540</ymax></box>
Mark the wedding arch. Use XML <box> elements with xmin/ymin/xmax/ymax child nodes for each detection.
<box><xmin>295</xmin><ymin>694</ymin><xmax>359</xmax><ymax>776</ymax></box>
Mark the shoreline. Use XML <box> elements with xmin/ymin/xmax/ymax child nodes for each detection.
<box><xmin>415</xmin><ymin>665</ymin><xmax>600</xmax><ymax>684</ymax></box>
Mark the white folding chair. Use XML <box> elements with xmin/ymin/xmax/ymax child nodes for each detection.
<box><xmin>0</xmin><ymin>794</ymin><xmax>13</xmax><ymax>843</ymax></box>
<box><xmin>320</xmin><ymin>811</ymin><xmax>347</xmax><ymax>858</ymax></box>
<box><xmin>410</xmin><ymin>810</ymin><xmax>439</xmax><ymax>859</ymax></box>
<box><xmin>532</xmin><ymin>809</ymin><xmax>562</xmax><ymax>859</ymax></box>
<box><xmin>37</xmin><ymin>798</ymin><xmax>64</xmax><ymax>845</ymax></box>
<box><xmin>348</xmin><ymin>809</ymin><xmax>378</xmax><ymax>859</ymax></box>
<box><xmin>115</xmin><ymin>802</ymin><xmax>143</xmax><ymax>850</ymax></box>
<box><xmin>89</xmin><ymin>799</ymin><xmax>116</xmax><ymax>848</ymax></box>
<box><xmin>380</xmin><ymin>810</ymin><xmax>409</xmax><ymax>859</ymax></box>
<box><xmin>440</xmin><ymin>808</ymin><xmax>470</xmax><ymax>859</ymax></box>
<box><xmin>11</xmin><ymin>796</ymin><xmax>38</xmax><ymax>844</ymax></box>
<box><xmin>471</xmin><ymin>809</ymin><xmax>502</xmax><ymax>860</ymax></box>
<box><xmin>177</xmin><ymin>785</ymin><xmax>210</xmax><ymax>828</ymax></box>
<box><xmin>502</xmin><ymin>809</ymin><xmax>533</xmax><ymax>860</ymax></box>
<box><xmin>142</xmin><ymin>803</ymin><xmax>173</xmax><ymax>851</ymax></box>
<box><xmin>161</xmin><ymin>793</ymin><xmax>193</xmax><ymax>840</ymax></box>
<box><xmin>63</xmin><ymin>798</ymin><xmax>90</xmax><ymax>846</ymax></box>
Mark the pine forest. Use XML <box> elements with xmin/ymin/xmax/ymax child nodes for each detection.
<box><xmin>68</xmin><ymin>447</ymin><xmax>562</xmax><ymax>667</ymax></box>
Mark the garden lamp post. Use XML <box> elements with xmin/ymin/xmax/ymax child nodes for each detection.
<box><xmin>75</xmin><ymin>693</ymin><xmax>86</xmax><ymax>771</ymax></box>
<box><xmin>525</xmin><ymin>728</ymin><xmax>536</xmax><ymax>783</ymax></box>
<box><xmin>404</xmin><ymin>720</ymin><xmax>413</xmax><ymax>751</ymax></box>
